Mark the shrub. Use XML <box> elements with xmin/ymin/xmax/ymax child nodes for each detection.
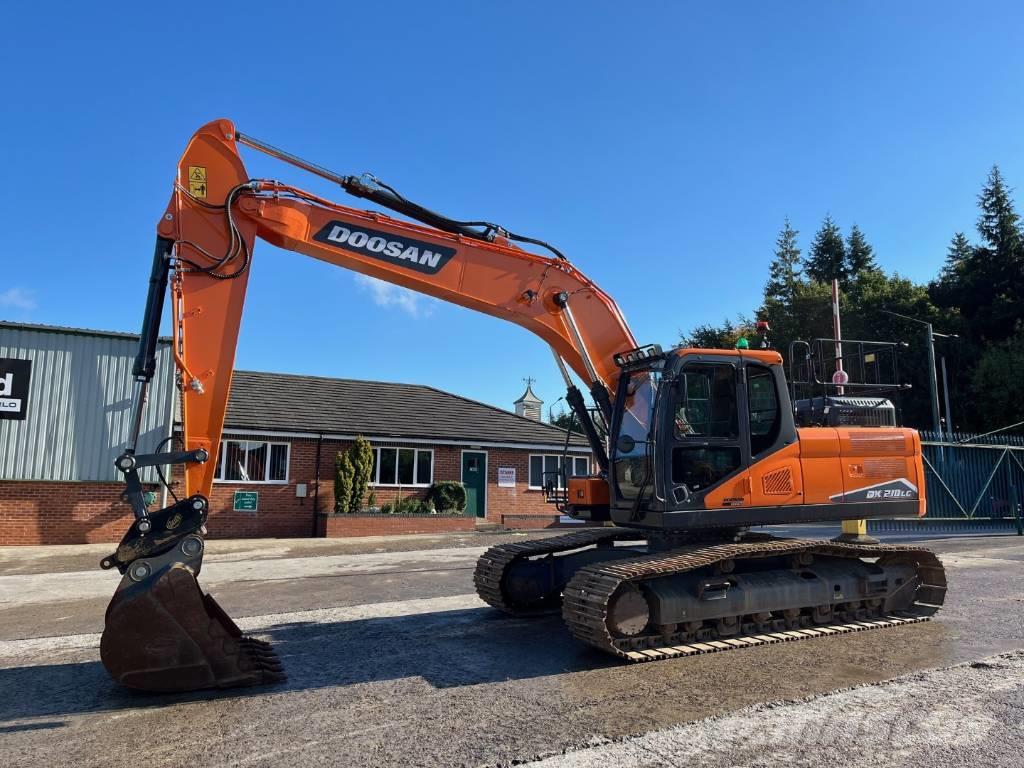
<box><xmin>366</xmin><ymin>490</ymin><xmax>377</xmax><ymax>510</ymax></box>
<box><xmin>427</xmin><ymin>481</ymin><xmax>466</xmax><ymax>513</ymax></box>
<box><xmin>381</xmin><ymin>502</ymin><xmax>394</xmax><ymax>514</ymax></box>
<box><xmin>334</xmin><ymin>451</ymin><xmax>353</xmax><ymax>513</ymax></box>
<box><xmin>349</xmin><ymin>436</ymin><xmax>374</xmax><ymax>513</ymax></box>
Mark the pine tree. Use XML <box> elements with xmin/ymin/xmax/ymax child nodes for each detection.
<box><xmin>845</xmin><ymin>224</ymin><xmax>878</xmax><ymax>278</ymax></box>
<box><xmin>764</xmin><ymin>218</ymin><xmax>802</xmax><ymax>303</ymax></box>
<box><xmin>940</xmin><ymin>232</ymin><xmax>973</xmax><ymax>281</ymax></box>
<box><xmin>804</xmin><ymin>215</ymin><xmax>847</xmax><ymax>286</ymax></box>
<box><xmin>977</xmin><ymin>165</ymin><xmax>1021</xmax><ymax>255</ymax></box>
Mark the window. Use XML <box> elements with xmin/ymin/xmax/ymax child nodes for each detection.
<box><xmin>675</xmin><ymin>365</ymin><xmax>738</xmax><ymax>439</ymax></box>
<box><xmin>529</xmin><ymin>454</ymin><xmax>590</xmax><ymax>489</ymax></box>
<box><xmin>614</xmin><ymin>368</ymin><xmax>662</xmax><ymax>501</ymax></box>
<box><xmin>747</xmin><ymin>366</ymin><xmax>781</xmax><ymax>455</ymax></box>
<box><xmin>672</xmin><ymin>446</ymin><xmax>741</xmax><ymax>491</ymax></box>
<box><xmin>214</xmin><ymin>440</ymin><xmax>289</xmax><ymax>483</ymax></box>
<box><xmin>371</xmin><ymin>447</ymin><xmax>433</xmax><ymax>486</ymax></box>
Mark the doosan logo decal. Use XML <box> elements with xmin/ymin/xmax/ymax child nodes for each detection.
<box><xmin>313</xmin><ymin>222</ymin><xmax>456</xmax><ymax>275</ymax></box>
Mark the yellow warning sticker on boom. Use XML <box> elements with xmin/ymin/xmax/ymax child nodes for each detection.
<box><xmin>188</xmin><ymin>165</ymin><xmax>207</xmax><ymax>199</ymax></box>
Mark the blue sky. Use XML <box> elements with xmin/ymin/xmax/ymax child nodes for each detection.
<box><xmin>3</xmin><ymin>2</ymin><xmax>1023</xmax><ymax>414</ymax></box>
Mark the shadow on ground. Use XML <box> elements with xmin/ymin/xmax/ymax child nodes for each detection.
<box><xmin>0</xmin><ymin>607</ymin><xmax>615</xmax><ymax>722</ymax></box>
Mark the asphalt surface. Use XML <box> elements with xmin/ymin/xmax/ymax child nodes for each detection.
<box><xmin>0</xmin><ymin>527</ymin><xmax>1022</xmax><ymax>767</ymax></box>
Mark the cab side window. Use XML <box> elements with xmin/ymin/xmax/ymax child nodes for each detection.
<box><xmin>675</xmin><ymin>365</ymin><xmax>738</xmax><ymax>439</ymax></box>
<box><xmin>747</xmin><ymin>366</ymin><xmax>781</xmax><ymax>455</ymax></box>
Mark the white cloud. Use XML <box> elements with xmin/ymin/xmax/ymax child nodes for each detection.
<box><xmin>0</xmin><ymin>287</ymin><xmax>37</xmax><ymax>312</ymax></box>
<box><xmin>354</xmin><ymin>274</ymin><xmax>435</xmax><ymax>318</ymax></box>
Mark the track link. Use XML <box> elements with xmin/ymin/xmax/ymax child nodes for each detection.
<box><xmin>562</xmin><ymin>536</ymin><xmax>946</xmax><ymax>662</ymax></box>
<box><xmin>473</xmin><ymin>527</ymin><xmax>640</xmax><ymax>615</ymax></box>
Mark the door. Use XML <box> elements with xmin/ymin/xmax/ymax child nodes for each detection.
<box><xmin>461</xmin><ymin>451</ymin><xmax>487</xmax><ymax>517</ymax></box>
<box><xmin>670</xmin><ymin>361</ymin><xmax>751</xmax><ymax>508</ymax></box>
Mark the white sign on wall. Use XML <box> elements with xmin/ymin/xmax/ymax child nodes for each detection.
<box><xmin>497</xmin><ymin>467</ymin><xmax>516</xmax><ymax>488</ymax></box>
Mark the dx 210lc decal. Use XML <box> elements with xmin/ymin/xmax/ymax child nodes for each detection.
<box><xmin>313</xmin><ymin>222</ymin><xmax>456</xmax><ymax>275</ymax></box>
<box><xmin>829</xmin><ymin>478</ymin><xmax>918</xmax><ymax>503</ymax></box>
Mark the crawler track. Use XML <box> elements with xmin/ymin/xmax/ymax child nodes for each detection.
<box><xmin>562</xmin><ymin>537</ymin><xmax>946</xmax><ymax>661</ymax></box>
<box><xmin>473</xmin><ymin>527</ymin><xmax>642</xmax><ymax>615</ymax></box>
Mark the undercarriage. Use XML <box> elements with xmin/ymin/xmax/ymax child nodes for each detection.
<box><xmin>473</xmin><ymin>527</ymin><xmax>946</xmax><ymax>661</ymax></box>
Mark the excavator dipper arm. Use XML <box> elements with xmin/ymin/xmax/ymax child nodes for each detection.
<box><xmin>101</xmin><ymin>119</ymin><xmax>636</xmax><ymax>691</ymax></box>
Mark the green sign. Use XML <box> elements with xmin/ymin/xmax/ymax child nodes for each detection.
<box><xmin>233</xmin><ymin>491</ymin><xmax>259</xmax><ymax>512</ymax></box>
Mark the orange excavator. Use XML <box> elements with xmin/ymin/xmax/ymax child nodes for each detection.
<box><xmin>101</xmin><ymin>119</ymin><xmax>946</xmax><ymax>692</ymax></box>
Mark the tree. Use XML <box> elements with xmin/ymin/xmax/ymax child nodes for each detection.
<box><xmin>971</xmin><ymin>333</ymin><xmax>1024</xmax><ymax>429</ymax></box>
<box><xmin>845</xmin><ymin>224</ymin><xmax>879</xmax><ymax>281</ymax></box>
<box><xmin>680</xmin><ymin>317</ymin><xmax>751</xmax><ymax>349</ymax></box>
<box><xmin>942</xmin><ymin>232</ymin><xmax>973</xmax><ymax>280</ymax></box>
<box><xmin>804</xmin><ymin>215</ymin><xmax>847</xmax><ymax>286</ymax></box>
<box><xmin>333</xmin><ymin>451</ymin><xmax>354</xmax><ymax>514</ymax></box>
<box><xmin>550</xmin><ymin>409</ymin><xmax>584</xmax><ymax>434</ymax></box>
<box><xmin>348</xmin><ymin>436</ymin><xmax>374</xmax><ymax>513</ymax></box>
<box><xmin>764</xmin><ymin>219</ymin><xmax>802</xmax><ymax>303</ymax></box>
<box><xmin>977</xmin><ymin>165</ymin><xmax>1021</xmax><ymax>255</ymax></box>
<box><xmin>931</xmin><ymin>166</ymin><xmax>1024</xmax><ymax>344</ymax></box>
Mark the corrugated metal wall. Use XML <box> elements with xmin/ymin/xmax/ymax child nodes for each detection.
<box><xmin>0</xmin><ymin>323</ymin><xmax>175</xmax><ymax>482</ymax></box>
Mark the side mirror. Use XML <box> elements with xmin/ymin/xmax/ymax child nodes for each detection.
<box><xmin>616</xmin><ymin>434</ymin><xmax>636</xmax><ymax>454</ymax></box>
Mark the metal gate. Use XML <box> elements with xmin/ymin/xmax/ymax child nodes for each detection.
<box><xmin>920</xmin><ymin>431</ymin><xmax>1024</xmax><ymax>520</ymax></box>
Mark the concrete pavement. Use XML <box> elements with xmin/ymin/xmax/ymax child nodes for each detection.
<box><xmin>0</xmin><ymin>528</ymin><xmax>1022</xmax><ymax>767</ymax></box>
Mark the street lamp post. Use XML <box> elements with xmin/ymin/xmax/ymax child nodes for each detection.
<box><xmin>548</xmin><ymin>396</ymin><xmax>566</xmax><ymax>424</ymax></box>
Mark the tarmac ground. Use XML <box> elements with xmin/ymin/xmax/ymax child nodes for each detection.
<box><xmin>0</xmin><ymin>526</ymin><xmax>1022</xmax><ymax>767</ymax></box>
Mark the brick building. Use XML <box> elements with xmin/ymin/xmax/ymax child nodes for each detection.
<box><xmin>0</xmin><ymin>322</ymin><xmax>590</xmax><ymax>545</ymax></box>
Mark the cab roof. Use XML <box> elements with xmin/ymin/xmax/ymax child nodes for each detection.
<box><xmin>674</xmin><ymin>347</ymin><xmax>784</xmax><ymax>365</ymax></box>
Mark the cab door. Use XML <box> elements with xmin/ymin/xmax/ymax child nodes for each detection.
<box><xmin>668</xmin><ymin>359</ymin><xmax>751</xmax><ymax>509</ymax></box>
<box><xmin>743</xmin><ymin>362</ymin><xmax>803</xmax><ymax>507</ymax></box>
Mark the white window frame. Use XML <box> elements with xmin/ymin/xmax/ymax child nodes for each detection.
<box><xmin>370</xmin><ymin>446</ymin><xmax>434</xmax><ymax>487</ymax></box>
<box><xmin>214</xmin><ymin>440</ymin><xmax>291</xmax><ymax>484</ymax></box>
<box><xmin>528</xmin><ymin>454</ymin><xmax>591</xmax><ymax>490</ymax></box>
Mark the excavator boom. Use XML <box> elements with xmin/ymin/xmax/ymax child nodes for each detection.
<box><xmin>152</xmin><ymin>119</ymin><xmax>634</xmax><ymax>501</ymax></box>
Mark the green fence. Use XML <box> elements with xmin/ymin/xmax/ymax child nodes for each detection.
<box><xmin>919</xmin><ymin>431</ymin><xmax>1024</xmax><ymax>520</ymax></box>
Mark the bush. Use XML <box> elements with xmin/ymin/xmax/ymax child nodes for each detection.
<box><xmin>427</xmin><ymin>481</ymin><xmax>466</xmax><ymax>513</ymax></box>
<box><xmin>349</xmin><ymin>436</ymin><xmax>374</xmax><ymax>513</ymax></box>
<box><xmin>334</xmin><ymin>451</ymin><xmax>353</xmax><ymax>513</ymax></box>
<box><xmin>381</xmin><ymin>502</ymin><xmax>394</xmax><ymax>514</ymax></box>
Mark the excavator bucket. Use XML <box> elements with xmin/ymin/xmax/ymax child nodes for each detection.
<box><xmin>99</xmin><ymin>498</ymin><xmax>285</xmax><ymax>692</ymax></box>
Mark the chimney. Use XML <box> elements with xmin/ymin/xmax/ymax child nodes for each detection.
<box><xmin>514</xmin><ymin>377</ymin><xmax>543</xmax><ymax>421</ymax></box>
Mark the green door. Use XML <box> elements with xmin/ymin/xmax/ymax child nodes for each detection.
<box><xmin>461</xmin><ymin>451</ymin><xmax>487</xmax><ymax>517</ymax></box>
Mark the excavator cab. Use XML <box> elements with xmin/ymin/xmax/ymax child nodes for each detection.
<box><xmin>564</xmin><ymin>339</ymin><xmax>922</xmax><ymax>532</ymax></box>
<box><xmin>606</xmin><ymin>346</ymin><xmax>797</xmax><ymax>528</ymax></box>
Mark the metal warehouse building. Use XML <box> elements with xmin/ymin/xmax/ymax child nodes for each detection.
<box><xmin>0</xmin><ymin>322</ymin><xmax>589</xmax><ymax>545</ymax></box>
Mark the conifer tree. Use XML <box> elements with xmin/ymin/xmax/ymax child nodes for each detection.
<box><xmin>845</xmin><ymin>224</ymin><xmax>878</xmax><ymax>278</ymax></box>
<box><xmin>977</xmin><ymin>165</ymin><xmax>1021</xmax><ymax>256</ymax></box>
<box><xmin>804</xmin><ymin>215</ymin><xmax>847</xmax><ymax>285</ymax></box>
<box><xmin>764</xmin><ymin>218</ymin><xmax>802</xmax><ymax>303</ymax></box>
<box><xmin>940</xmin><ymin>232</ymin><xmax>973</xmax><ymax>281</ymax></box>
